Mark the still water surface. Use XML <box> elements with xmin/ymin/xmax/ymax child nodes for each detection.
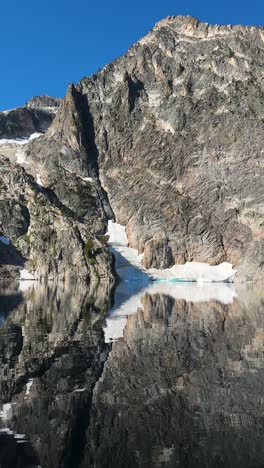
<box><xmin>0</xmin><ymin>279</ymin><xmax>263</xmax><ymax>468</ymax></box>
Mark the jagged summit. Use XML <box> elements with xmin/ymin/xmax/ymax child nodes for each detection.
<box><xmin>25</xmin><ymin>94</ymin><xmax>61</xmax><ymax>110</ymax></box>
<box><xmin>141</xmin><ymin>14</ymin><xmax>264</xmax><ymax>47</ymax></box>
<box><xmin>154</xmin><ymin>14</ymin><xmax>264</xmax><ymax>32</ymax></box>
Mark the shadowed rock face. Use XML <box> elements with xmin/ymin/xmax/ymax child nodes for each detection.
<box><xmin>25</xmin><ymin>84</ymin><xmax>114</xmax><ymax>236</ymax></box>
<box><xmin>75</xmin><ymin>16</ymin><xmax>264</xmax><ymax>281</ymax></box>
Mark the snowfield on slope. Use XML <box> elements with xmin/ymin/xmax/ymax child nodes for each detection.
<box><xmin>106</xmin><ymin>220</ymin><xmax>237</xmax><ymax>283</ymax></box>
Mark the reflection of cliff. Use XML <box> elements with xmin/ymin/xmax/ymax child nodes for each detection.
<box><xmin>0</xmin><ymin>281</ymin><xmax>113</xmax><ymax>468</ymax></box>
<box><xmin>82</xmin><ymin>287</ymin><xmax>264</xmax><ymax>468</ymax></box>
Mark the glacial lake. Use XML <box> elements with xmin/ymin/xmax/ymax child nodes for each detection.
<box><xmin>0</xmin><ymin>279</ymin><xmax>264</xmax><ymax>468</ymax></box>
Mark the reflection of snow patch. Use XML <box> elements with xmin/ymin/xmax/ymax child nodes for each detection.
<box><xmin>19</xmin><ymin>280</ymin><xmax>36</xmax><ymax>292</ymax></box>
<box><xmin>104</xmin><ymin>282</ymin><xmax>237</xmax><ymax>342</ymax></box>
<box><xmin>0</xmin><ymin>236</ymin><xmax>10</xmax><ymax>245</ymax></box>
<box><xmin>0</xmin><ymin>403</ymin><xmax>13</xmax><ymax>420</ymax></box>
<box><xmin>104</xmin><ymin>316</ymin><xmax>128</xmax><ymax>343</ymax></box>
<box><xmin>25</xmin><ymin>379</ymin><xmax>33</xmax><ymax>397</ymax></box>
<box><xmin>20</xmin><ymin>269</ymin><xmax>35</xmax><ymax>280</ymax></box>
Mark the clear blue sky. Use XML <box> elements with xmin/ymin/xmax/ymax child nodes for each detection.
<box><xmin>0</xmin><ymin>0</ymin><xmax>262</xmax><ymax>110</ymax></box>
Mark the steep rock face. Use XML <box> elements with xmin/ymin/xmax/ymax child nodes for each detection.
<box><xmin>75</xmin><ymin>16</ymin><xmax>264</xmax><ymax>281</ymax></box>
<box><xmin>0</xmin><ymin>156</ymin><xmax>115</xmax><ymax>281</ymax></box>
<box><xmin>25</xmin><ymin>84</ymin><xmax>113</xmax><ymax>236</ymax></box>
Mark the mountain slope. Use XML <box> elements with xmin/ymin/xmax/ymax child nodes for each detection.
<box><xmin>1</xmin><ymin>16</ymin><xmax>264</xmax><ymax>281</ymax></box>
<box><xmin>76</xmin><ymin>16</ymin><xmax>264</xmax><ymax>281</ymax></box>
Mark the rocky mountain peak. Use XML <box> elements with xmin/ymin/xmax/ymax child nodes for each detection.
<box><xmin>25</xmin><ymin>95</ymin><xmax>61</xmax><ymax>111</ymax></box>
<box><xmin>0</xmin><ymin>17</ymin><xmax>263</xmax><ymax>282</ymax></box>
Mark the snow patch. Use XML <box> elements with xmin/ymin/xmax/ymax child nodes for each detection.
<box><xmin>1</xmin><ymin>108</ymin><xmax>16</xmax><ymax>114</ymax></box>
<box><xmin>149</xmin><ymin>261</ymin><xmax>237</xmax><ymax>283</ymax></box>
<box><xmin>107</xmin><ymin>220</ymin><xmax>128</xmax><ymax>246</ymax></box>
<box><xmin>16</xmin><ymin>148</ymin><xmax>29</xmax><ymax>165</ymax></box>
<box><xmin>36</xmin><ymin>173</ymin><xmax>43</xmax><ymax>186</ymax></box>
<box><xmin>107</xmin><ymin>221</ymin><xmax>237</xmax><ymax>283</ymax></box>
<box><xmin>0</xmin><ymin>132</ymin><xmax>42</xmax><ymax>146</ymax></box>
<box><xmin>20</xmin><ymin>269</ymin><xmax>35</xmax><ymax>281</ymax></box>
<box><xmin>80</xmin><ymin>176</ymin><xmax>93</xmax><ymax>182</ymax></box>
<box><xmin>41</xmin><ymin>106</ymin><xmax>59</xmax><ymax>113</ymax></box>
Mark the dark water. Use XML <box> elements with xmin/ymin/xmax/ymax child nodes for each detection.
<box><xmin>0</xmin><ymin>279</ymin><xmax>264</xmax><ymax>468</ymax></box>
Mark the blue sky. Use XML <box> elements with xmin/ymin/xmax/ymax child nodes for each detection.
<box><xmin>0</xmin><ymin>0</ymin><xmax>262</xmax><ymax>110</ymax></box>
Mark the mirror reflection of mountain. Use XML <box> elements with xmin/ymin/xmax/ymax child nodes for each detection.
<box><xmin>0</xmin><ymin>280</ymin><xmax>113</xmax><ymax>468</ymax></box>
<box><xmin>1</xmin><ymin>282</ymin><xmax>264</xmax><ymax>468</ymax></box>
<box><xmin>83</xmin><ymin>285</ymin><xmax>264</xmax><ymax>468</ymax></box>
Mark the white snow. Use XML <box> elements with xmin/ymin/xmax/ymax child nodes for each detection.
<box><xmin>41</xmin><ymin>106</ymin><xmax>59</xmax><ymax>113</ymax></box>
<box><xmin>36</xmin><ymin>173</ymin><xmax>43</xmax><ymax>186</ymax></box>
<box><xmin>80</xmin><ymin>176</ymin><xmax>93</xmax><ymax>182</ymax></box>
<box><xmin>0</xmin><ymin>132</ymin><xmax>42</xmax><ymax>146</ymax></box>
<box><xmin>106</xmin><ymin>221</ymin><xmax>237</xmax><ymax>283</ymax></box>
<box><xmin>19</xmin><ymin>280</ymin><xmax>36</xmax><ymax>292</ymax></box>
<box><xmin>104</xmin><ymin>316</ymin><xmax>128</xmax><ymax>343</ymax></box>
<box><xmin>0</xmin><ymin>236</ymin><xmax>10</xmax><ymax>245</ymax></box>
<box><xmin>149</xmin><ymin>262</ymin><xmax>237</xmax><ymax>283</ymax></box>
<box><xmin>0</xmin><ymin>403</ymin><xmax>12</xmax><ymax>420</ymax></box>
<box><xmin>25</xmin><ymin>379</ymin><xmax>33</xmax><ymax>397</ymax></box>
<box><xmin>20</xmin><ymin>269</ymin><xmax>35</xmax><ymax>281</ymax></box>
<box><xmin>1</xmin><ymin>108</ymin><xmax>15</xmax><ymax>114</ymax></box>
<box><xmin>16</xmin><ymin>148</ymin><xmax>29</xmax><ymax>165</ymax></box>
<box><xmin>107</xmin><ymin>220</ymin><xmax>128</xmax><ymax>246</ymax></box>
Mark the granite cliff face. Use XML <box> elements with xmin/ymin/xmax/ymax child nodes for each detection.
<box><xmin>0</xmin><ymin>16</ymin><xmax>264</xmax><ymax>281</ymax></box>
<box><xmin>0</xmin><ymin>156</ymin><xmax>114</xmax><ymax>281</ymax></box>
<box><xmin>0</xmin><ymin>93</ymin><xmax>115</xmax><ymax>281</ymax></box>
<box><xmin>77</xmin><ymin>16</ymin><xmax>264</xmax><ymax>281</ymax></box>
